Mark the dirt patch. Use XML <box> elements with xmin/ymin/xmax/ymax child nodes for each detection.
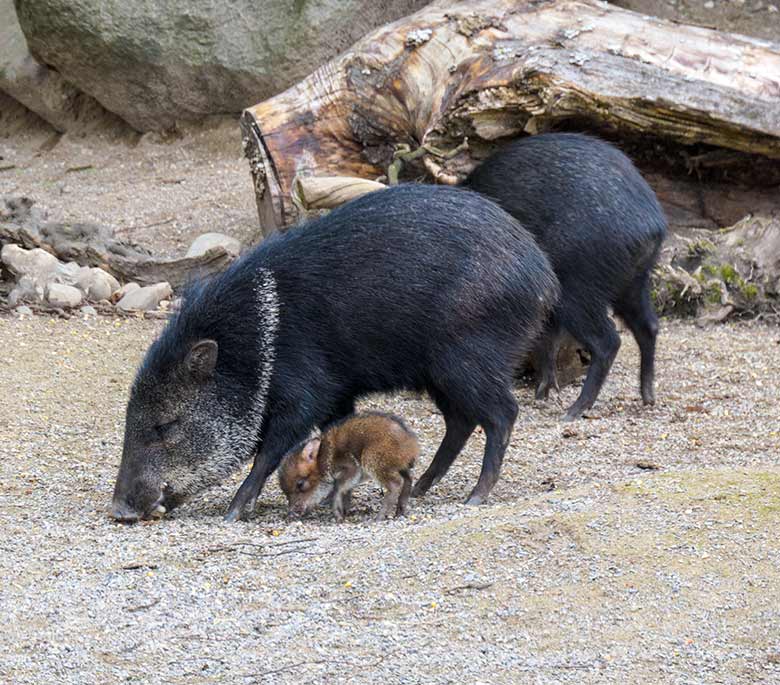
<box><xmin>1</xmin><ymin>316</ymin><xmax>778</xmax><ymax>683</ymax></box>
<box><xmin>1</xmin><ymin>115</ymin><xmax>259</xmax><ymax>257</ymax></box>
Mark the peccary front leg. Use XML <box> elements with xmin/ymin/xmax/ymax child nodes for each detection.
<box><xmin>331</xmin><ymin>460</ymin><xmax>361</xmax><ymax>522</ymax></box>
<box><xmin>224</xmin><ymin>452</ymin><xmax>278</xmax><ymax>522</ymax></box>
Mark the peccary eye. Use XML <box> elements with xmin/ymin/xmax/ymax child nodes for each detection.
<box><xmin>296</xmin><ymin>478</ymin><xmax>308</xmax><ymax>492</ymax></box>
<box><xmin>154</xmin><ymin>419</ymin><xmax>180</xmax><ymax>439</ymax></box>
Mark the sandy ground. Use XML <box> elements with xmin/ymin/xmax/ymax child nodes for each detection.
<box><xmin>1</xmin><ymin>315</ymin><xmax>779</xmax><ymax>684</ymax></box>
<box><xmin>1</xmin><ymin>115</ymin><xmax>260</xmax><ymax>257</ymax></box>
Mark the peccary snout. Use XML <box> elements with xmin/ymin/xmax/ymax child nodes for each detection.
<box><xmin>111</xmin><ymin>468</ymin><xmax>166</xmax><ymax>523</ymax></box>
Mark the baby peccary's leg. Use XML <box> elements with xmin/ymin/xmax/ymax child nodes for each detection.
<box><xmin>331</xmin><ymin>483</ymin><xmax>351</xmax><ymax>523</ymax></box>
<box><xmin>331</xmin><ymin>460</ymin><xmax>361</xmax><ymax>522</ymax></box>
<box><xmin>396</xmin><ymin>469</ymin><xmax>412</xmax><ymax>517</ymax></box>
<box><xmin>377</xmin><ymin>473</ymin><xmax>405</xmax><ymax>521</ymax></box>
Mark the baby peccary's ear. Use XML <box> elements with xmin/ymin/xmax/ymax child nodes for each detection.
<box><xmin>301</xmin><ymin>437</ymin><xmax>321</xmax><ymax>463</ymax></box>
<box><xmin>185</xmin><ymin>339</ymin><xmax>218</xmax><ymax>380</ymax></box>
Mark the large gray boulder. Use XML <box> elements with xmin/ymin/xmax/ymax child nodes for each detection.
<box><xmin>14</xmin><ymin>0</ymin><xmax>430</xmax><ymax>132</ymax></box>
<box><xmin>0</xmin><ymin>0</ymin><xmax>114</xmax><ymax>132</ymax></box>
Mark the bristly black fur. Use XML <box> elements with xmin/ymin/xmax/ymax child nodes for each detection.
<box><xmin>117</xmin><ymin>183</ymin><xmax>560</xmax><ymax>518</ymax></box>
<box><xmin>463</xmin><ymin>132</ymin><xmax>668</xmax><ymax>419</ymax></box>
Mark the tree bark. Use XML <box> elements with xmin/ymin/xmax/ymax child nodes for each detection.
<box><xmin>241</xmin><ymin>0</ymin><xmax>780</xmax><ymax>235</ymax></box>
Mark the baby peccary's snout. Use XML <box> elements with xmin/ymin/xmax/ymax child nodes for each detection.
<box><xmin>278</xmin><ymin>413</ymin><xmax>419</xmax><ymax>522</ymax></box>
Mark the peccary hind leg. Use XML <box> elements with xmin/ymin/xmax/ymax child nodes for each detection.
<box><xmin>615</xmin><ymin>276</ymin><xmax>659</xmax><ymax>406</ymax></box>
<box><xmin>377</xmin><ymin>474</ymin><xmax>404</xmax><ymax>520</ymax></box>
<box><xmin>465</xmin><ymin>393</ymin><xmax>518</xmax><ymax>505</ymax></box>
<box><xmin>534</xmin><ymin>323</ymin><xmax>562</xmax><ymax>401</ymax></box>
<box><xmin>412</xmin><ymin>410</ymin><xmax>476</xmax><ymax>498</ymax></box>
<box><xmin>562</xmin><ymin>307</ymin><xmax>621</xmax><ymax>422</ymax></box>
<box><xmin>396</xmin><ymin>470</ymin><xmax>412</xmax><ymax>516</ymax></box>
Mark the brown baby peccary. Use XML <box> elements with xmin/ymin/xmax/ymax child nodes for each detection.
<box><xmin>278</xmin><ymin>412</ymin><xmax>418</xmax><ymax>521</ymax></box>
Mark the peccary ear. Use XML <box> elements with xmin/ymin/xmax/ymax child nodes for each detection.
<box><xmin>301</xmin><ymin>438</ymin><xmax>321</xmax><ymax>463</ymax></box>
<box><xmin>185</xmin><ymin>339</ymin><xmax>218</xmax><ymax>380</ymax></box>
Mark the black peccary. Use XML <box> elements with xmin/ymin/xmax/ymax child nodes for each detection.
<box><xmin>111</xmin><ymin>184</ymin><xmax>560</xmax><ymax>522</ymax></box>
<box><xmin>463</xmin><ymin>133</ymin><xmax>667</xmax><ymax>421</ymax></box>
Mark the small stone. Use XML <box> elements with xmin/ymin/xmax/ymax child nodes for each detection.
<box><xmin>14</xmin><ymin>305</ymin><xmax>33</xmax><ymax>317</ymax></box>
<box><xmin>703</xmin><ymin>0</ymin><xmax>714</xmax><ymax>7</ymax></box>
<box><xmin>186</xmin><ymin>233</ymin><xmax>241</xmax><ymax>259</ymax></box>
<box><xmin>8</xmin><ymin>275</ymin><xmax>45</xmax><ymax>306</ymax></box>
<box><xmin>79</xmin><ymin>267</ymin><xmax>121</xmax><ymax>301</ymax></box>
<box><xmin>116</xmin><ymin>282</ymin><xmax>173</xmax><ymax>312</ymax></box>
<box><xmin>80</xmin><ymin>305</ymin><xmax>98</xmax><ymax>318</ymax></box>
<box><xmin>1</xmin><ymin>244</ymin><xmax>60</xmax><ymax>281</ymax></box>
<box><xmin>55</xmin><ymin>261</ymin><xmax>84</xmax><ymax>286</ymax></box>
<box><xmin>112</xmin><ymin>281</ymin><xmax>140</xmax><ymax>303</ymax></box>
<box><xmin>46</xmin><ymin>283</ymin><xmax>83</xmax><ymax>308</ymax></box>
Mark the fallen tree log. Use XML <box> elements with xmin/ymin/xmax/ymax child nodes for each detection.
<box><xmin>654</xmin><ymin>213</ymin><xmax>780</xmax><ymax>323</ymax></box>
<box><xmin>241</xmin><ymin>0</ymin><xmax>780</xmax><ymax>235</ymax></box>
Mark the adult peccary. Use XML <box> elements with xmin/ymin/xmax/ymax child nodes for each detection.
<box><xmin>463</xmin><ymin>133</ymin><xmax>667</xmax><ymax>421</ymax></box>
<box><xmin>111</xmin><ymin>184</ymin><xmax>559</xmax><ymax>522</ymax></box>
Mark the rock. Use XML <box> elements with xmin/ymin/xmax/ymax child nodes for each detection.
<box><xmin>1</xmin><ymin>244</ymin><xmax>60</xmax><ymax>282</ymax></box>
<box><xmin>46</xmin><ymin>283</ymin><xmax>83</xmax><ymax>308</ymax></box>
<box><xmin>186</xmin><ymin>233</ymin><xmax>241</xmax><ymax>259</ymax></box>
<box><xmin>14</xmin><ymin>0</ymin><xmax>429</xmax><ymax>131</ymax></box>
<box><xmin>80</xmin><ymin>305</ymin><xmax>98</xmax><ymax>318</ymax></box>
<box><xmin>0</xmin><ymin>0</ymin><xmax>82</xmax><ymax>131</ymax></box>
<box><xmin>14</xmin><ymin>305</ymin><xmax>33</xmax><ymax>317</ymax></box>
<box><xmin>8</xmin><ymin>275</ymin><xmax>44</xmax><ymax>306</ymax></box>
<box><xmin>116</xmin><ymin>282</ymin><xmax>173</xmax><ymax>312</ymax></box>
<box><xmin>76</xmin><ymin>267</ymin><xmax>121</xmax><ymax>300</ymax></box>
<box><xmin>55</xmin><ymin>261</ymin><xmax>86</xmax><ymax>286</ymax></box>
<box><xmin>112</xmin><ymin>281</ymin><xmax>140</xmax><ymax>303</ymax></box>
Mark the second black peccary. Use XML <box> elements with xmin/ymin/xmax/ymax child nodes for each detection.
<box><xmin>463</xmin><ymin>133</ymin><xmax>668</xmax><ymax>420</ymax></box>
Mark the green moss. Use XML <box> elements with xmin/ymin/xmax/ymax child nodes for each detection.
<box><xmin>719</xmin><ymin>264</ymin><xmax>739</xmax><ymax>285</ymax></box>
<box><xmin>701</xmin><ymin>264</ymin><xmax>718</xmax><ymax>278</ymax></box>
<box><xmin>687</xmin><ymin>239</ymin><xmax>715</xmax><ymax>257</ymax></box>
<box><xmin>705</xmin><ymin>282</ymin><xmax>722</xmax><ymax>305</ymax></box>
<box><xmin>741</xmin><ymin>283</ymin><xmax>759</xmax><ymax>301</ymax></box>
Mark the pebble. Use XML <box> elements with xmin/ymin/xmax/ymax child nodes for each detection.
<box><xmin>185</xmin><ymin>232</ymin><xmax>241</xmax><ymax>258</ymax></box>
<box><xmin>116</xmin><ymin>281</ymin><xmax>172</xmax><ymax>312</ymax></box>
<box><xmin>46</xmin><ymin>283</ymin><xmax>83</xmax><ymax>308</ymax></box>
<box><xmin>113</xmin><ymin>281</ymin><xmax>141</xmax><ymax>302</ymax></box>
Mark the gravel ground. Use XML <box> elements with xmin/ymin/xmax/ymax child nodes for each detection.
<box><xmin>1</xmin><ymin>315</ymin><xmax>779</xmax><ymax>684</ymax></box>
